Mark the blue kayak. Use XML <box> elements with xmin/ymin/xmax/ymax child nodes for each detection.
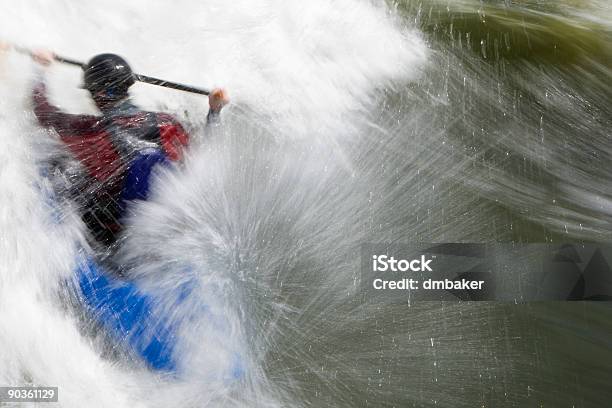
<box><xmin>76</xmin><ymin>256</ymin><xmax>179</xmax><ymax>371</ymax></box>
<box><xmin>75</xmin><ymin>255</ymin><xmax>245</xmax><ymax>378</ymax></box>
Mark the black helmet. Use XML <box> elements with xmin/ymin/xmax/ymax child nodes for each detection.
<box><xmin>83</xmin><ymin>53</ymin><xmax>135</xmax><ymax>95</ymax></box>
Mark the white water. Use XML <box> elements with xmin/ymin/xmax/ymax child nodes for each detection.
<box><xmin>0</xmin><ymin>1</ymin><xmax>427</xmax><ymax>406</ymax></box>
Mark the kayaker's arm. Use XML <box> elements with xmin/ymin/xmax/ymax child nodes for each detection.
<box><xmin>206</xmin><ymin>109</ymin><xmax>221</xmax><ymax>126</ymax></box>
<box><xmin>206</xmin><ymin>88</ymin><xmax>229</xmax><ymax>126</ymax></box>
<box><xmin>31</xmin><ymin>50</ymin><xmax>98</xmax><ymax>134</ymax></box>
<box><xmin>32</xmin><ymin>81</ymin><xmax>98</xmax><ymax>132</ymax></box>
<box><xmin>32</xmin><ymin>80</ymin><xmax>63</xmax><ymax>128</ymax></box>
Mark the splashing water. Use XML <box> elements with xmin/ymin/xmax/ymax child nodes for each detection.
<box><xmin>1</xmin><ymin>0</ymin><xmax>611</xmax><ymax>407</ymax></box>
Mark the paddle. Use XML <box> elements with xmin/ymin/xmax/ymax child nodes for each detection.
<box><xmin>13</xmin><ymin>45</ymin><xmax>211</xmax><ymax>96</ymax></box>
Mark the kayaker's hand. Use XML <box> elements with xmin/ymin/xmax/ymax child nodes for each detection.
<box><xmin>209</xmin><ymin>88</ymin><xmax>229</xmax><ymax>113</ymax></box>
<box><xmin>32</xmin><ymin>49</ymin><xmax>55</xmax><ymax>67</ymax></box>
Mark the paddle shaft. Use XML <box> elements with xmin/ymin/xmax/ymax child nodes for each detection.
<box><xmin>16</xmin><ymin>46</ymin><xmax>210</xmax><ymax>96</ymax></box>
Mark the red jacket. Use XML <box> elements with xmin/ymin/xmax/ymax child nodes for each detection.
<box><xmin>32</xmin><ymin>82</ymin><xmax>190</xmax><ymax>244</ymax></box>
<box><xmin>33</xmin><ymin>82</ymin><xmax>189</xmax><ymax>181</ymax></box>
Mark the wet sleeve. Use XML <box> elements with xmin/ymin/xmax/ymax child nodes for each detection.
<box><xmin>32</xmin><ymin>81</ymin><xmax>63</xmax><ymax>128</ymax></box>
<box><xmin>206</xmin><ymin>109</ymin><xmax>221</xmax><ymax>126</ymax></box>
<box><xmin>32</xmin><ymin>81</ymin><xmax>98</xmax><ymax>134</ymax></box>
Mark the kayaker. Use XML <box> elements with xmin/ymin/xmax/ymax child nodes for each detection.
<box><xmin>31</xmin><ymin>50</ymin><xmax>229</xmax><ymax>245</ymax></box>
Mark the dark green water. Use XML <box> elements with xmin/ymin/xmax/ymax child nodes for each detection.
<box><xmin>359</xmin><ymin>1</ymin><xmax>612</xmax><ymax>406</ymax></box>
<box><xmin>397</xmin><ymin>0</ymin><xmax>612</xmax><ymax>242</ymax></box>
